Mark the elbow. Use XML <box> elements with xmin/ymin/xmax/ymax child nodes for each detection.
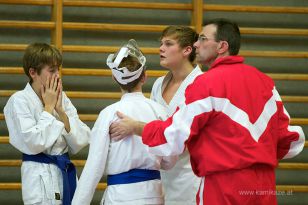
<box><xmin>70</xmin><ymin>143</ymin><xmax>88</xmax><ymax>155</ymax></box>
<box><xmin>67</xmin><ymin>128</ymin><xmax>90</xmax><ymax>155</ymax></box>
<box><xmin>69</xmin><ymin>135</ymin><xmax>90</xmax><ymax>155</ymax></box>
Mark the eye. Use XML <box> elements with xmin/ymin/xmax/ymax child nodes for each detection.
<box><xmin>49</xmin><ymin>67</ymin><xmax>59</xmax><ymax>73</ymax></box>
<box><xmin>165</xmin><ymin>42</ymin><xmax>173</xmax><ymax>46</ymax></box>
<box><xmin>198</xmin><ymin>35</ymin><xmax>207</xmax><ymax>42</ymax></box>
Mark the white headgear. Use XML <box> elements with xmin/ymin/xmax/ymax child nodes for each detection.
<box><xmin>106</xmin><ymin>39</ymin><xmax>146</xmax><ymax>85</ymax></box>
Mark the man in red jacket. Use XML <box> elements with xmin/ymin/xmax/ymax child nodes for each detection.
<box><xmin>109</xmin><ymin>19</ymin><xmax>305</xmax><ymax>205</ymax></box>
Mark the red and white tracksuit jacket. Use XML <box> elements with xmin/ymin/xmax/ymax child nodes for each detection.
<box><xmin>142</xmin><ymin>56</ymin><xmax>305</xmax><ymax>205</ymax></box>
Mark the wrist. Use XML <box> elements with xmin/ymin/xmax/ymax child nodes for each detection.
<box><xmin>57</xmin><ymin>109</ymin><xmax>67</xmax><ymax>119</ymax></box>
<box><xmin>56</xmin><ymin>107</ymin><xmax>65</xmax><ymax>114</ymax></box>
<box><xmin>134</xmin><ymin>121</ymin><xmax>145</xmax><ymax>136</ymax></box>
<box><xmin>44</xmin><ymin>106</ymin><xmax>54</xmax><ymax>114</ymax></box>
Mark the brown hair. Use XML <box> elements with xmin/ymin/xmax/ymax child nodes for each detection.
<box><xmin>160</xmin><ymin>26</ymin><xmax>198</xmax><ymax>62</ymax></box>
<box><xmin>114</xmin><ymin>55</ymin><xmax>145</xmax><ymax>92</ymax></box>
<box><xmin>23</xmin><ymin>43</ymin><xmax>62</xmax><ymax>83</ymax></box>
<box><xmin>205</xmin><ymin>18</ymin><xmax>241</xmax><ymax>55</ymax></box>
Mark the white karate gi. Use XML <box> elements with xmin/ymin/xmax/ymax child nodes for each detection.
<box><xmin>150</xmin><ymin>66</ymin><xmax>203</xmax><ymax>205</ymax></box>
<box><xmin>4</xmin><ymin>83</ymin><xmax>90</xmax><ymax>205</ymax></box>
<box><xmin>72</xmin><ymin>92</ymin><xmax>177</xmax><ymax>205</ymax></box>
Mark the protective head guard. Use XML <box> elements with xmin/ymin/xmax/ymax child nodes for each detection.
<box><xmin>106</xmin><ymin>39</ymin><xmax>146</xmax><ymax>85</ymax></box>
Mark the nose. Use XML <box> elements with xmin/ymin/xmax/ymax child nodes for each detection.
<box><xmin>193</xmin><ymin>40</ymin><xmax>199</xmax><ymax>49</ymax></box>
<box><xmin>159</xmin><ymin>44</ymin><xmax>165</xmax><ymax>53</ymax></box>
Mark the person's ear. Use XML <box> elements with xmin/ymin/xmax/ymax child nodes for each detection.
<box><xmin>183</xmin><ymin>46</ymin><xmax>193</xmax><ymax>57</ymax></box>
<box><xmin>217</xmin><ymin>41</ymin><xmax>229</xmax><ymax>54</ymax></box>
<box><xmin>29</xmin><ymin>68</ymin><xmax>36</xmax><ymax>78</ymax></box>
<box><xmin>140</xmin><ymin>72</ymin><xmax>147</xmax><ymax>84</ymax></box>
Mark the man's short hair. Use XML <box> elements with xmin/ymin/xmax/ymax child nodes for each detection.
<box><xmin>205</xmin><ymin>18</ymin><xmax>241</xmax><ymax>55</ymax></box>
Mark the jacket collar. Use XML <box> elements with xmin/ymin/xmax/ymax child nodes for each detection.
<box><xmin>210</xmin><ymin>56</ymin><xmax>244</xmax><ymax>70</ymax></box>
<box><xmin>25</xmin><ymin>83</ymin><xmax>43</xmax><ymax>107</ymax></box>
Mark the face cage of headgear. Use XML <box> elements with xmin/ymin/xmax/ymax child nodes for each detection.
<box><xmin>106</xmin><ymin>39</ymin><xmax>146</xmax><ymax>85</ymax></box>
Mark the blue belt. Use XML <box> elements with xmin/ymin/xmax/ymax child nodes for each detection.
<box><xmin>22</xmin><ymin>153</ymin><xmax>76</xmax><ymax>205</ymax></box>
<box><xmin>107</xmin><ymin>169</ymin><xmax>161</xmax><ymax>186</ymax></box>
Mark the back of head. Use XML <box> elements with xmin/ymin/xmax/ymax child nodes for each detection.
<box><xmin>116</xmin><ymin>55</ymin><xmax>144</xmax><ymax>92</ymax></box>
<box><xmin>106</xmin><ymin>39</ymin><xmax>146</xmax><ymax>92</ymax></box>
<box><xmin>205</xmin><ymin>18</ymin><xmax>241</xmax><ymax>55</ymax></box>
<box><xmin>118</xmin><ymin>55</ymin><xmax>141</xmax><ymax>73</ymax></box>
<box><xmin>23</xmin><ymin>43</ymin><xmax>62</xmax><ymax>83</ymax></box>
<box><xmin>161</xmin><ymin>25</ymin><xmax>198</xmax><ymax>62</ymax></box>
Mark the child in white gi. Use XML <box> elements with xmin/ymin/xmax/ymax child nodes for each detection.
<box><xmin>72</xmin><ymin>39</ymin><xmax>177</xmax><ymax>205</ymax></box>
<box><xmin>3</xmin><ymin>43</ymin><xmax>90</xmax><ymax>205</ymax></box>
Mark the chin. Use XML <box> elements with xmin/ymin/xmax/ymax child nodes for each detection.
<box><xmin>160</xmin><ymin>61</ymin><xmax>168</xmax><ymax>67</ymax></box>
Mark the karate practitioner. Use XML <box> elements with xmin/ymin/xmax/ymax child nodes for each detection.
<box><xmin>4</xmin><ymin>43</ymin><xmax>90</xmax><ymax>205</ymax></box>
<box><xmin>72</xmin><ymin>39</ymin><xmax>177</xmax><ymax>205</ymax></box>
<box><xmin>151</xmin><ymin>26</ymin><xmax>202</xmax><ymax>205</ymax></box>
<box><xmin>109</xmin><ymin>19</ymin><xmax>306</xmax><ymax>205</ymax></box>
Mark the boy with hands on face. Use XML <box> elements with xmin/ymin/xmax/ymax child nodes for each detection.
<box><xmin>4</xmin><ymin>43</ymin><xmax>90</xmax><ymax>205</ymax></box>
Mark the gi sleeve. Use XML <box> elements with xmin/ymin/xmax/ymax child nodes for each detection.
<box><xmin>4</xmin><ymin>96</ymin><xmax>64</xmax><ymax>154</ymax></box>
<box><xmin>72</xmin><ymin>108</ymin><xmax>111</xmax><ymax>205</ymax></box>
<box><xmin>61</xmin><ymin>92</ymin><xmax>90</xmax><ymax>154</ymax></box>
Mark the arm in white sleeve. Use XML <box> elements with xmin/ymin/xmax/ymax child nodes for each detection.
<box><xmin>61</xmin><ymin>92</ymin><xmax>90</xmax><ymax>154</ymax></box>
<box><xmin>4</xmin><ymin>97</ymin><xmax>64</xmax><ymax>154</ymax></box>
<box><xmin>72</xmin><ymin>109</ymin><xmax>110</xmax><ymax>205</ymax></box>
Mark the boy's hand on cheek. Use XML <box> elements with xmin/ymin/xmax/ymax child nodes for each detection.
<box><xmin>42</xmin><ymin>74</ymin><xmax>59</xmax><ymax>114</ymax></box>
<box><xmin>55</xmin><ymin>78</ymin><xmax>64</xmax><ymax>114</ymax></box>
